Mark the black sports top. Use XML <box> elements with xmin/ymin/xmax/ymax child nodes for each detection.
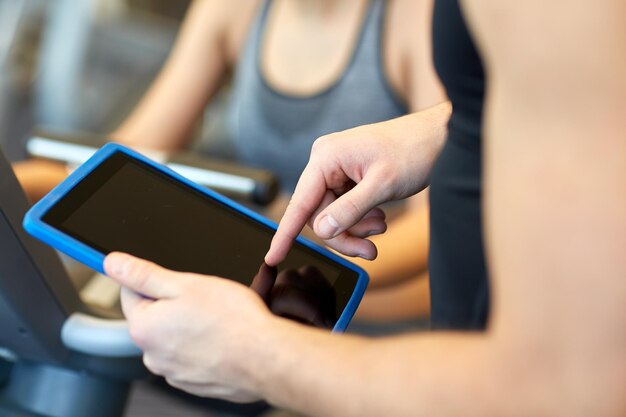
<box><xmin>429</xmin><ymin>0</ymin><xmax>489</xmax><ymax>329</ymax></box>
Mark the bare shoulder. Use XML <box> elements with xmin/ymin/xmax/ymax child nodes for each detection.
<box><xmin>183</xmin><ymin>0</ymin><xmax>259</xmax><ymax>66</ymax></box>
<box><xmin>192</xmin><ymin>0</ymin><xmax>259</xmax><ymax>24</ymax></box>
<box><xmin>219</xmin><ymin>0</ymin><xmax>262</xmax><ymax>65</ymax></box>
<box><xmin>386</xmin><ymin>0</ymin><xmax>433</xmax><ymax>43</ymax></box>
<box><xmin>459</xmin><ymin>0</ymin><xmax>626</xmax><ymax>79</ymax></box>
<box><xmin>385</xmin><ymin>0</ymin><xmax>443</xmax><ymax>111</ymax></box>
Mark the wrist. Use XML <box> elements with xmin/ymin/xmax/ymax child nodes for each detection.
<box><xmin>235</xmin><ymin>313</ymin><xmax>290</xmax><ymax>398</ymax></box>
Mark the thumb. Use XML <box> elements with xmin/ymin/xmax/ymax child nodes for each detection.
<box><xmin>313</xmin><ymin>174</ymin><xmax>390</xmax><ymax>239</ymax></box>
<box><xmin>104</xmin><ymin>252</ymin><xmax>182</xmax><ymax>299</ymax></box>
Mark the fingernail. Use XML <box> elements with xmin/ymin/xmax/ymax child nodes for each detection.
<box><xmin>319</xmin><ymin>215</ymin><xmax>339</xmax><ymax>237</ymax></box>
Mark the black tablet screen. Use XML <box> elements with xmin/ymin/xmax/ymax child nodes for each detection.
<box><xmin>43</xmin><ymin>152</ymin><xmax>360</xmax><ymax>328</ymax></box>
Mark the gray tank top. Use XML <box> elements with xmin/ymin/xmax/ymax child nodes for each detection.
<box><xmin>226</xmin><ymin>0</ymin><xmax>407</xmax><ymax>192</ymax></box>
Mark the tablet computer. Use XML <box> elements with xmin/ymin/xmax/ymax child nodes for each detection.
<box><xmin>23</xmin><ymin>143</ymin><xmax>368</xmax><ymax>332</ymax></box>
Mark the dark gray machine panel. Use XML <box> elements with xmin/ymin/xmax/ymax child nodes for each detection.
<box><xmin>0</xmin><ymin>148</ymin><xmax>81</xmax><ymax>363</ymax></box>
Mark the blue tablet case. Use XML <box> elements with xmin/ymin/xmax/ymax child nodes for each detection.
<box><xmin>23</xmin><ymin>143</ymin><xmax>368</xmax><ymax>331</ymax></box>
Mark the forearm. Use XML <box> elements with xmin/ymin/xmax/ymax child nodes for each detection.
<box><xmin>112</xmin><ymin>63</ymin><xmax>218</xmax><ymax>151</ymax></box>
<box><xmin>13</xmin><ymin>159</ymin><xmax>69</xmax><ymax>203</ymax></box>
<box><xmin>113</xmin><ymin>0</ymin><xmax>229</xmax><ymax>151</ymax></box>
<box><xmin>252</xmin><ymin>320</ymin><xmax>507</xmax><ymax>417</ymax></box>
<box><xmin>354</xmin><ymin>270</ymin><xmax>430</xmax><ymax>321</ymax></box>
<box><xmin>383</xmin><ymin>101</ymin><xmax>451</xmax><ymax>183</ymax></box>
<box><xmin>265</xmin><ymin>101</ymin><xmax>451</xmax><ymax>267</ymax></box>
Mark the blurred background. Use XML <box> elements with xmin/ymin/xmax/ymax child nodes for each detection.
<box><xmin>1</xmin><ymin>2</ymin><xmax>423</xmax><ymax>415</ymax></box>
<box><xmin>0</xmin><ymin>2</ymin><xmax>275</xmax><ymax>416</ymax></box>
<box><xmin>0</xmin><ymin>0</ymin><xmax>217</xmax><ymax>164</ymax></box>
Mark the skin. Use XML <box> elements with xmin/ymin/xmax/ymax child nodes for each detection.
<box><xmin>105</xmin><ymin>0</ymin><xmax>626</xmax><ymax>416</ymax></box>
<box><xmin>265</xmin><ymin>104</ymin><xmax>450</xmax><ymax>263</ymax></box>
<box><xmin>19</xmin><ymin>0</ymin><xmax>444</xmax><ymax>320</ymax></box>
<box><xmin>12</xmin><ymin>159</ymin><xmax>69</xmax><ymax>203</ymax></box>
<box><xmin>352</xmin><ymin>195</ymin><xmax>431</xmax><ymax>320</ymax></box>
<box><xmin>263</xmin><ymin>192</ymin><xmax>432</xmax><ymax>320</ymax></box>
<box><xmin>113</xmin><ymin>0</ymin><xmax>443</xmax><ymax>148</ymax></box>
<box><xmin>114</xmin><ymin>0</ymin><xmax>444</xmax><ymax>315</ymax></box>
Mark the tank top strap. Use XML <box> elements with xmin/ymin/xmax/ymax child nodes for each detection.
<box><xmin>346</xmin><ymin>0</ymin><xmax>404</xmax><ymax>110</ymax></box>
<box><xmin>225</xmin><ymin>0</ymin><xmax>407</xmax><ymax>192</ymax></box>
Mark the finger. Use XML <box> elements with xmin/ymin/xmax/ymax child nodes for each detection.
<box><xmin>346</xmin><ymin>216</ymin><xmax>387</xmax><ymax>238</ymax></box>
<box><xmin>306</xmin><ymin>189</ymin><xmax>337</xmax><ymax>231</ymax></box>
<box><xmin>362</xmin><ymin>207</ymin><xmax>386</xmax><ymax>221</ymax></box>
<box><xmin>296</xmin><ymin>191</ymin><xmax>383</xmax><ymax>258</ymax></box>
<box><xmin>312</xmin><ymin>172</ymin><xmax>392</xmax><ymax>239</ymax></box>
<box><xmin>142</xmin><ymin>353</ymin><xmax>168</xmax><ymax>377</ymax></box>
<box><xmin>311</xmin><ymin>200</ymin><xmax>385</xmax><ymax>259</ymax></box>
<box><xmin>104</xmin><ymin>252</ymin><xmax>183</xmax><ymax>299</ymax></box>
<box><xmin>324</xmin><ymin>232</ymin><xmax>378</xmax><ymax>260</ymax></box>
<box><xmin>165</xmin><ymin>378</ymin><xmax>261</xmax><ymax>403</ymax></box>
<box><xmin>119</xmin><ymin>287</ymin><xmax>152</xmax><ymax>320</ymax></box>
<box><xmin>265</xmin><ymin>167</ymin><xmax>327</xmax><ymax>266</ymax></box>
<box><xmin>306</xmin><ymin>190</ymin><xmax>388</xmax><ymax>237</ymax></box>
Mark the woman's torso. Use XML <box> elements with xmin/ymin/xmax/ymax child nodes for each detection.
<box><xmin>225</xmin><ymin>0</ymin><xmax>408</xmax><ymax>192</ymax></box>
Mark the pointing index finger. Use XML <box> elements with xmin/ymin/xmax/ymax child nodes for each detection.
<box><xmin>265</xmin><ymin>168</ymin><xmax>326</xmax><ymax>266</ymax></box>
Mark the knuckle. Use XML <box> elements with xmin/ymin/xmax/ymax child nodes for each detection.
<box><xmin>375</xmin><ymin>164</ymin><xmax>397</xmax><ymax>185</ymax></box>
<box><xmin>328</xmin><ymin>169</ymin><xmax>348</xmax><ymax>188</ymax></box>
<box><xmin>373</xmin><ymin>167</ymin><xmax>399</xmax><ymax>199</ymax></box>
<box><xmin>164</xmin><ymin>376</ymin><xmax>184</xmax><ymax>390</ymax></box>
<box><xmin>311</xmin><ymin>134</ymin><xmax>334</xmax><ymax>154</ymax></box>
<box><xmin>341</xmin><ymin>198</ymin><xmax>364</xmax><ymax>222</ymax></box>
<box><xmin>128</xmin><ymin>320</ymin><xmax>150</xmax><ymax>347</ymax></box>
<box><xmin>311</xmin><ymin>135</ymin><xmax>327</xmax><ymax>151</ymax></box>
<box><xmin>142</xmin><ymin>354</ymin><xmax>164</xmax><ymax>375</ymax></box>
<box><xmin>131</xmin><ymin>261</ymin><xmax>156</xmax><ymax>291</ymax></box>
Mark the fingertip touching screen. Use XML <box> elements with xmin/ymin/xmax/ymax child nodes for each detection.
<box><xmin>42</xmin><ymin>151</ymin><xmax>360</xmax><ymax>329</ymax></box>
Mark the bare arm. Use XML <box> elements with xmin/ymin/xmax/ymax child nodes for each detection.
<box><xmin>350</xmin><ymin>197</ymin><xmax>429</xmax><ymax>288</ymax></box>
<box><xmin>353</xmin><ymin>268</ymin><xmax>430</xmax><ymax>321</ymax></box>
<box><xmin>466</xmin><ymin>0</ymin><xmax>626</xmax><ymax>410</ymax></box>
<box><xmin>16</xmin><ymin>1</ymin><xmax>256</xmax><ymax>203</ymax></box>
<box><xmin>113</xmin><ymin>0</ymin><xmax>255</xmax><ymax>151</ymax></box>
<box><xmin>351</xmin><ymin>0</ymin><xmax>443</xmax><ymax>291</ymax></box>
<box><xmin>259</xmin><ymin>1</ymin><xmax>626</xmax><ymax>416</ymax></box>
<box><xmin>403</xmin><ymin>0</ymin><xmax>446</xmax><ymax>112</ymax></box>
<box><xmin>12</xmin><ymin>159</ymin><xmax>69</xmax><ymax>203</ymax></box>
<box><xmin>265</xmin><ymin>101</ymin><xmax>451</xmax><ymax>265</ymax></box>
<box><xmin>104</xmin><ymin>2</ymin><xmax>625</xmax><ymax>415</ymax></box>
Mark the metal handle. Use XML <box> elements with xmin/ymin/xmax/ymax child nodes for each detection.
<box><xmin>61</xmin><ymin>313</ymin><xmax>141</xmax><ymax>357</ymax></box>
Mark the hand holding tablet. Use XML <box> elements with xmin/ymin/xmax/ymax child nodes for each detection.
<box><xmin>23</xmin><ymin>143</ymin><xmax>368</xmax><ymax>331</ymax></box>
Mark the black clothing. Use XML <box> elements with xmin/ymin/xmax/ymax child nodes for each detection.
<box><xmin>429</xmin><ymin>0</ymin><xmax>489</xmax><ymax>329</ymax></box>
